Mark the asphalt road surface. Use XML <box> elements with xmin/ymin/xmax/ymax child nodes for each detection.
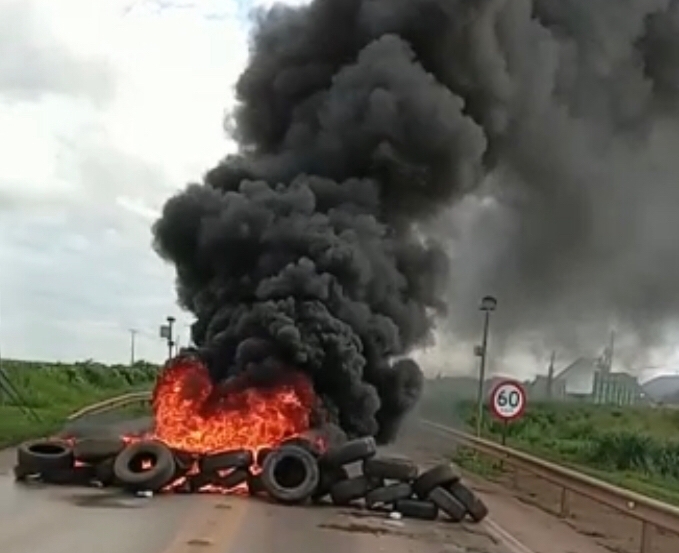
<box><xmin>0</xmin><ymin>414</ymin><xmax>612</xmax><ymax>553</ymax></box>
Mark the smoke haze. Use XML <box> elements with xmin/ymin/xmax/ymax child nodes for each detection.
<box><xmin>153</xmin><ymin>0</ymin><xmax>679</xmax><ymax>439</ymax></box>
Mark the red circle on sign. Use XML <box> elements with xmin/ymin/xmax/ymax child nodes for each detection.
<box><xmin>489</xmin><ymin>380</ymin><xmax>527</xmax><ymax>421</ymax></box>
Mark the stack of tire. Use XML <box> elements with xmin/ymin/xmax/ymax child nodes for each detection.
<box><xmin>14</xmin><ymin>435</ymin><xmax>489</xmax><ymax>525</ymax></box>
<box><xmin>315</xmin><ymin>437</ymin><xmax>489</xmax><ymax>523</ymax></box>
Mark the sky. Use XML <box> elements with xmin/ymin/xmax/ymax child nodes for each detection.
<box><xmin>1</xmin><ymin>0</ymin><xmax>678</xmax><ymax>382</ymax></box>
<box><xmin>0</xmin><ymin>0</ymin><xmax>275</xmax><ymax>364</ymax></box>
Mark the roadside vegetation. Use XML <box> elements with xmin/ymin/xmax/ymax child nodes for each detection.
<box><xmin>420</xmin><ymin>379</ymin><xmax>679</xmax><ymax>505</ymax></box>
<box><xmin>0</xmin><ymin>359</ymin><xmax>158</xmax><ymax>446</ymax></box>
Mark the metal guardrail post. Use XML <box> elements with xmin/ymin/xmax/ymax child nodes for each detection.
<box><xmin>559</xmin><ymin>487</ymin><xmax>571</xmax><ymax>518</ymax></box>
<box><xmin>640</xmin><ymin>521</ymin><xmax>653</xmax><ymax>553</ymax></box>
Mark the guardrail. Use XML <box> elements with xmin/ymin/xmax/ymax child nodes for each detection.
<box><xmin>422</xmin><ymin>419</ymin><xmax>679</xmax><ymax>553</ymax></box>
<box><xmin>66</xmin><ymin>391</ymin><xmax>152</xmax><ymax>421</ymax></box>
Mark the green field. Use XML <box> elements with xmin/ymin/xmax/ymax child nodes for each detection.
<box><xmin>420</xmin><ymin>379</ymin><xmax>679</xmax><ymax>506</ymax></box>
<box><xmin>0</xmin><ymin>359</ymin><xmax>158</xmax><ymax>447</ymax></box>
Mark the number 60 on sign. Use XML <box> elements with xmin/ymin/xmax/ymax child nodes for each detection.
<box><xmin>490</xmin><ymin>380</ymin><xmax>527</xmax><ymax>422</ymax></box>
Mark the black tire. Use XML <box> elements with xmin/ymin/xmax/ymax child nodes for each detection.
<box><xmin>94</xmin><ymin>457</ymin><xmax>117</xmax><ymax>487</ymax></box>
<box><xmin>187</xmin><ymin>472</ymin><xmax>216</xmax><ymax>493</ymax></box>
<box><xmin>365</xmin><ymin>482</ymin><xmax>413</xmax><ymax>510</ymax></box>
<box><xmin>394</xmin><ymin>498</ymin><xmax>439</xmax><ymax>520</ymax></box>
<box><xmin>321</xmin><ymin>437</ymin><xmax>377</xmax><ymax>467</ymax></box>
<box><xmin>329</xmin><ymin>475</ymin><xmax>378</xmax><ymax>506</ymax></box>
<box><xmin>217</xmin><ymin>468</ymin><xmax>249</xmax><ymax>490</ymax></box>
<box><xmin>413</xmin><ymin>463</ymin><xmax>461</xmax><ymax>499</ymax></box>
<box><xmin>429</xmin><ymin>486</ymin><xmax>466</xmax><ymax>522</ymax></box>
<box><xmin>448</xmin><ymin>481</ymin><xmax>489</xmax><ymax>522</ymax></box>
<box><xmin>260</xmin><ymin>445</ymin><xmax>320</xmax><ymax>504</ymax></box>
<box><xmin>113</xmin><ymin>441</ymin><xmax>176</xmax><ymax>492</ymax></box>
<box><xmin>17</xmin><ymin>439</ymin><xmax>74</xmax><ymax>474</ymax></box>
<box><xmin>313</xmin><ymin>465</ymin><xmax>349</xmax><ymax>502</ymax></box>
<box><xmin>73</xmin><ymin>437</ymin><xmax>125</xmax><ymax>463</ymax></box>
<box><xmin>279</xmin><ymin>437</ymin><xmax>321</xmax><ymax>457</ymax></box>
<box><xmin>247</xmin><ymin>472</ymin><xmax>266</xmax><ymax>496</ymax></box>
<box><xmin>363</xmin><ymin>456</ymin><xmax>419</xmax><ymax>482</ymax></box>
<box><xmin>199</xmin><ymin>449</ymin><xmax>254</xmax><ymax>474</ymax></box>
<box><xmin>41</xmin><ymin>465</ymin><xmax>98</xmax><ymax>486</ymax></box>
<box><xmin>13</xmin><ymin>464</ymin><xmax>38</xmax><ymax>481</ymax></box>
<box><xmin>256</xmin><ymin>447</ymin><xmax>273</xmax><ymax>467</ymax></box>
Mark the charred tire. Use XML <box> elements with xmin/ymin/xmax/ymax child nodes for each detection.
<box><xmin>363</xmin><ymin>456</ymin><xmax>419</xmax><ymax>482</ymax></box>
<box><xmin>279</xmin><ymin>437</ymin><xmax>321</xmax><ymax>457</ymax></box>
<box><xmin>313</xmin><ymin>465</ymin><xmax>348</xmax><ymax>502</ymax></box>
<box><xmin>217</xmin><ymin>468</ymin><xmax>250</xmax><ymax>490</ymax></box>
<box><xmin>73</xmin><ymin>437</ymin><xmax>125</xmax><ymax>463</ymax></box>
<box><xmin>394</xmin><ymin>498</ymin><xmax>439</xmax><ymax>520</ymax></box>
<box><xmin>429</xmin><ymin>487</ymin><xmax>466</xmax><ymax>522</ymax></box>
<box><xmin>448</xmin><ymin>482</ymin><xmax>489</xmax><ymax>522</ymax></box>
<box><xmin>260</xmin><ymin>445</ymin><xmax>320</xmax><ymax>504</ymax></box>
<box><xmin>329</xmin><ymin>475</ymin><xmax>378</xmax><ymax>506</ymax></box>
<box><xmin>321</xmin><ymin>437</ymin><xmax>376</xmax><ymax>467</ymax></box>
<box><xmin>413</xmin><ymin>463</ymin><xmax>461</xmax><ymax>499</ymax></box>
<box><xmin>365</xmin><ymin>482</ymin><xmax>413</xmax><ymax>510</ymax></box>
<box><xmin>17</xmin><ymin>439</ymin><xmax>74</xmax><ymax>474</ymax></box>
<box><xmin>113</xmin><ymin>441</ymin><xmax>176</xmax><ymax>492</ymax></box>
<box><xmin>199</xmin><ymin>449</ymin><xmax>254</xmax><ymax>474</ymax></box>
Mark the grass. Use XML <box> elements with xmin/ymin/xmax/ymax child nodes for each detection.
<box><xmin>0</xmin><ymin>358</ymin><xmax>158</xmax><ymax>447</ymax></box>
<box><xmin>420</xmin><ymin>379</ymin><xmax>679</xmax><ymax>506</ymax></box>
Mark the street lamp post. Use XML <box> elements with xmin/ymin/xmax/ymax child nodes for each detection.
<box><xmin>475</xmin><ymin>295</ymin><xmax>497</xmax><ymax>437</ymax></box>
<box><xmin>166</xmin><ymin>316</ymin><xmax>176</xmax><ymax>360</ymax></box>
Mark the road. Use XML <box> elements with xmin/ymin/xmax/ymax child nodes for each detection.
<box><xmin>0</xmin><ymin>414</ymin><xmax>614</xmax><ymax>553</ymax></box>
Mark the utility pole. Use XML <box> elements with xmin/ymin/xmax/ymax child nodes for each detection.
<box><xmin>129</xmin><ymin>329</ymin><xmax>138</xmax><ymax>366</ymax></box>
<box><xmin>474</xmin><ymin>295</ymin><xmax>497</xmax><ymax>437</ymax></box>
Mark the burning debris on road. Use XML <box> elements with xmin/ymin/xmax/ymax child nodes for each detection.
<box><xmin>13</xmin><ymin>354</ymin><xmax>487</xmax><ymax>524</ymax></box>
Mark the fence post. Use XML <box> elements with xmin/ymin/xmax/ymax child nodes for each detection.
<box><xmin>640</xmin><ymin>521</ymin><xmax>653</xmax><ymax>553</ymax></box>
<box><xmin>559</xmin><ymin>487</ymin><xmax>571</xmax><ymax>518</ymax></box>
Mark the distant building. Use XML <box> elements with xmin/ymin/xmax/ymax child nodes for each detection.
<box><xmin>528</xmin><ymin>356</ymin><xmax>647</xmax><ymax>405</ymax></box>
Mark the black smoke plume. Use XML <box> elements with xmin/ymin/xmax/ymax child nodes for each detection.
<box><xmin>153</xmin><ymin>0</ymin><xmax>679</xmax><ymax>438</ymax></box>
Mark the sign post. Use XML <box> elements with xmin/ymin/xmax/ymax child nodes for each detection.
<box><xmin>489</xmin><ymin>379</ymin><xmax>527</xmax><ymax>449</ymax></box>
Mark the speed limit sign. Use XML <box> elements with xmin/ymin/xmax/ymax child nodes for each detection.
<box><xmin>490</xmin><ymin>380</ymin><xmax>527</xmax><ymax>421</ymax></box>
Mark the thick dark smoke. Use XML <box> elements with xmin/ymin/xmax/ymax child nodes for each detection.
<box><xmin>153</xmin><ymin>0</ymin><xmax>679</xmax><ymax>439</ymax></box>
<box><xmin>432</xmin><ymin>0</ymin><xmax>679</xmax><ymax>364</ymax></box>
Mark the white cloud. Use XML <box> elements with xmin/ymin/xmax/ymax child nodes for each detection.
<box><xmin>0</xmin><ymin>0</ymin><xmax>272</xmax><ymax>363</ymax></box>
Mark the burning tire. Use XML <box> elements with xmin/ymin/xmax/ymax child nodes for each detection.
<box><xmin>448</xmin><ymin>482</ymin><xmax>489</xmax><ymax>522</ymax></box>
<box><xmin>429</xmin><ymin>487</ymin><xmax>466</xmax><ymax>522</ymax></box>
<box><xmin>363</xmin><ymin>456</ymin><xmax>418</xmax><ymax>482</ymax></box>
<box><xmin>17</xmin><ymin>439</ymin><xmax>74</xmax><ymax>475</ymax></box>
<box><xmin>395</xmin><ymin>498</ymin><xmax>439</xmax><ymax>520</ymax></box>
<box><xmin>412</xmin><ymin>463</ymin><xmax>461</xmax><ymax>499</ymax></box>
<box><xmin>365</xmin><ymin>482</ymin><xmax>413</xmax><ymax>510</ymax></box>
<box><xmin>329</xmin><ymin>475</ymin><xmax>378</xmax><ymax>506</ymax></box>
<box><xmin>73</xmin><ymin>437</ymin><xmax>125</xmax><ymax>463</ymax></box>
<box><xmin>260</xmin><ymin>445</ymin><xmax>320</xmax><ymax>504</ymax></box>
<box><xmin>113</xmin><ymin>441</ymin><xmax>176</xmax><ymax>492</ymax></box>
<box><xmin>216</xmin><ymin>468</ymin><xmax>250</xmax><ymax>490</ymax></box>
<box><xmin>256</xmin><ymin>447</ymin><xmax>273</xmax><ymax>467</ymax></box>
<box><xmin>321</xmin><ymin>437</ymin><xmax>376</xmax><ymax>467</ymax></box>
<box><xmin>199</xmin><ymin>449</ymin><xmax>254</xmax><ymax>474</ymax></box>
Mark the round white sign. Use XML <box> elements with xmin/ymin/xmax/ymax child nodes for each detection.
<box><xmin>490</xmin><ymin>381</ymin><xmax>526</xmax><ymax>421</ymax></box>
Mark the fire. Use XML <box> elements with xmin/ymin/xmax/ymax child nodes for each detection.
<box><xmin>151</xmin><ymin>355</ymin><xmax>317</xmax><ymax>456</ymax></box>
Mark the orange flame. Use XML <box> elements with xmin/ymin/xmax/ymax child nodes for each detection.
<box><xmin>151</xmin><ymin>356</ymin><xmax>317</xmax><ymax>456</ymax></box>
